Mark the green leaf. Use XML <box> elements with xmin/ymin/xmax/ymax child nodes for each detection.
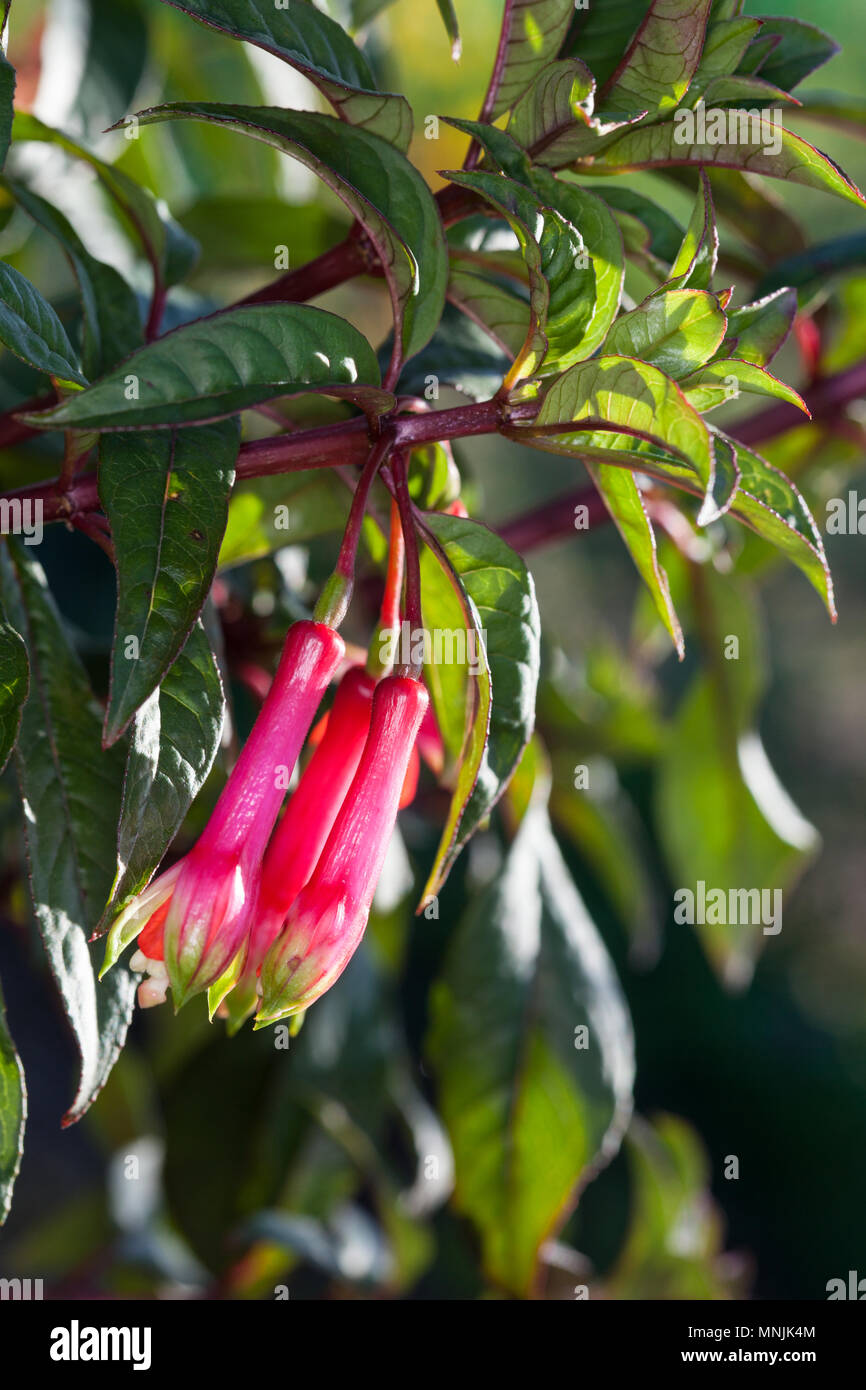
<box><xmin>722</xmin><ymin>436</ymin><xmax>835</xmax><ymax>618</ymax></box>
<box><xmin>393</xmin><ymin>303</ymin><xmax>511</xmax><ymax>403</ymax></box>
<box><xmin>713</xmin><ymin>286</ymin><xmax>795</xmax><ymax>365</ymax></box>
<box><xmin>446</xmin><ymin>169</ymin><xmax>596</xmax><ymax>384</ymax></box>
<box><xmin>434</xmin><ymin>0</ymin><xmax>461</xmax><ymax>61</ymax></box>
<box><xmin>738</xmin><ymin>17</ymin><xmax>838</xmax><ymax>93</ymax></box>
<box><xmin>668</xmin><ymin>171</ymin><xmax>718</xmax><ymax>290</ymax></box>
<box><xmin>587</xmin><ymin>464</ymin><xmax>684</xmax><ymax>656</ymax></box>
<box><xmin>680</xmin><ymin>358</ymin><xmax>809</xmax><ymax>415</ymax></box>
<box><xmin>0</xmin><ymin>263</ymin><xmax>87</xmax><ymax>385</ymax></box>
<box><xmin>587</xmin><ymin>114</ymin><xmax>866</xmax><ymax>209</ymax></box>
<box><xmin>219</xmin><ymin>469</ymin><xmax>350</xmax><ymax>568</ymax></box>
<box><xmin>607</xmin><ymin>1115</ymin><xmax>741</xmax><ymax>1299</ymax></box>
<box><xmin>530</xmin><ymin>355</ymin><xmax>723</xmax><ymax>522</ymax></box>
<box><xmin>565</xmin><ymin>0</ymin><xmax>654</xmax><ymax>92</ymax></box>
<box><xmin>1</xmin><ymin>175</ymin><xmax>143</xmax><ymax>376</ymax></box>
<box><xmin>427</xmin><ymin>805</ymin><xmax>634</xmax><ymax>1295</ymax></box>
<box><xmin>0</xmin><ymin>973</ymin><xmax>25</xmax><ymax>1224</ymax></box>
<box><xmin>0</xmin><ymin>50</ymin><xmax>14</xmax><ymax>172</ymax></box>
<box><xmin>420</xmin><ymin>513</ymin><xmax>540</xmax><ymax>898</ymax></box>
<box><xmin>99</xmin><ymin>420</ymin><xmax>239</xmax><ymax>744</ymax></box>
<box><xmin>596</xmin><ymin>184</ymin><xmax>684</xmax><ymax>273</ymax></box>
<box><xmin>0</xmin><ymin>544</ymin><xmax>135</xmax><ymax>1126</ymax></box>
<box><xmin>531</xmin><ymin>171</ymin><xmax>625</xmax><ymax>359</ymax></box>
<box><xmin>0</xmin><ymin>609</ymin><xmax>27</xmax><ymax>776</ymax></box>
<box><xmin>126</xmin><ymin>103</ymin><xmax>447</xmax><ymax>367</ymax></box>
<box><xmin>489</xmin><ymin>0</ymin><xmax>577</xmax><ymax>119</ymax></box>
<box><xmin>99</xmin><ymin>621</ymin><xmax>225</xmax><ymax>931</ymax></box>
<box><xmin>448</xmin><ymin>263</ymin><xmax>530</xmax><ymax>358</ymax></box>
<box><xmin>603</xmin><ymin>288</ymin><xmax>726</xmax><ymax>380</ymax></box>
<box><xmin>12</xmin><ymin>113</ymin><xmax>199</xmax><ymax>290</ymax></box>
<box><xmin>655</xmin><ymin>572</ymin><xmax>819</xmax><ymax>984</ymax></box>
<box><xmin>158</xmin><ymin>0</ymin><xmax>412</xmax><ymax>150</ymax></box>
<box><xmin>602</xmin><ymin>0</ymin><xmax>714</xmax><ymax>118</ymax></box>
<box><xmin>22</xmin><ymin>304</ymin><xmax>380</xmax><ymax>431</ymax></box>
<box><xmin>689</xmin><ymin>16</ymin><xmax>761</xmax><ymax>97</ymax></box>
<box><xmin>507</xmin><ymin>58</ymin><xmax>647</xmax><ymax>169</ymax></box>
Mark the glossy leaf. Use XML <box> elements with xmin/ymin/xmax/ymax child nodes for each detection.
<box><xmin>0</xmin><ymin>263</ymin><xmax>87</xmax><ymax>386</ymax></box>
<box><xmin>489</xmin><ymin>0</ymin><xmax>577</xmax><ymax>120</ymax></box>
<box><xmin>564</xmin><ymin>0</ymin><xmax>654</xmax><ymax>93</ymax></box>
<box><xmin>1</xmin><ymin>175</ymin><xmax>143</xmax><ymax>376</ymax></box>
<box><xmin>0</xmin><ymin>545</ymin><xmax>135</xmax><ymax>1127</ymax></box>
<box><xmin>603</xmin><ymin>288</ymin><xmax>726</xmax><ymax>380</ymax></box>
<box><xmin>99</xmin><ymin>420</ymin><xmax>239</xmax><ymax>743</ymax></box>
<box><xmin>22</xmin><ymin>305</ymin><xmax>380</xmax><ymax>431</ymax></box>
<box><xmin>420</xmin><ymin>512</ymin><xmax>540</xmax><ymax>898</ymax></box>
<box><xmin>0</xmin><ymin>612</ymin><xmax>28</xmax><ymax>775</ymax></box>
<box><xmin>0</xmin><ymin>974</ymin><xmax>25</xmax><ymax>1224</ymax></box>
<box><xmin>507</xmin><ymin>58</ymin><xmax>646</xmax><ymax>169</ymax></box>
<box><xmin>668</xmin><ymin>171</ymin><xmax>718</xmax><ymax>290</ymax></box>
<box><xmin>738</xmin><ymin>17</ymin><xmax>838</xmax><ymax>93</ymax></box>
<box><xmin>530</xmin><ymin>355</ymin><xmax>722</xmax><ymax>522</ymax></box>
<box><xmin>723</xmin><ymin>436</ymin><xmax>835</xmax><ymax>618</ymax></box>
<box><xmin>587</xmin><ymin>114</ymin><xmax>866</xmax><ymax>209</ymax></box>
<box><xmin>99</xmin><ymin>622</ymin><xmax>225</xmax><ymax>931</ymax></box>
<box><xmin>532</xmin><ymin>171</ymin><xmax>625</xmax><ymax>358</ymax></box>
<box><xmin>446</xmin><ymin>169</ymin><xmax>595</xmax><ymax>384</ymax></box>
<box><xmin>714</xmin><ymin>287</ymin><xmax>796</xmax><ymax>365</ymax></box>
<box><xmin>680</xmin><ymin>359</ymin><xmax>809</xmax><ymax>415</ymax></box>
<box><xmin>393</xmin><ymin>303</ymin><xmax>511</xmax><ymax>403</ymax></box>
<box><xmin>158</xmin><ymin>0</ymin><xmax>412</xmax><ymax>149</ymax></box>
<box><xmin>427</xmin><ymin>805</ymin><xmax>634</xmax><ymax>1295</ymax></box>
<box><xmin>602</xmin><ymin>0</ymin><xmax>714</xmax><ymax>118</ymax></box>
<box><xmin>126</xmin><ymin>103</ymin><xmax>446</xmax><ymax>368</ymax></box>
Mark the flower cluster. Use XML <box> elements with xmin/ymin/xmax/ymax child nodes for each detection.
<box><xmin>101</xmin><ymin>617</ymin><xmax>429</xmax><ymax>1028</ymax></box>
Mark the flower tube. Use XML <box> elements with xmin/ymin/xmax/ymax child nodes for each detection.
<box><xmin>256</xmin><ymin>673</ymin><xmax>428</xmax><ymax>1025</ymax></box>
<box><xmin>101</xmin><ymin>620</ymin><xmax>344</xmax><ymax>1008</ymax></box>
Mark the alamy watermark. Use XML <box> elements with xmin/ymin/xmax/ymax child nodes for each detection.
<box><xmin>673</xmin><ymin>880</ymin><xmax>782</xmax><ymax>935</ymax></box>
<box><xmin>379</xmin><ymin>620</ymin><xmax>487</xmax><ymax>674</ymax></box>
<box><xmin>674</xmin><ymin>101</ymin><xmax>783</xmax><ymax>157</ymax></box>
<box><xmin>0</xmin><ymin>497</ymin><xmax>43</xmax><ymax>545</ymax></box>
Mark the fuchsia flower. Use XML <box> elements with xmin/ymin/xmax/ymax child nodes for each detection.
<box><xmin>224</xmin><ymin>663</ymin><xmax>378</xmax><ymax>1028</ymax></box>
<box><xmin>255</xmin><ymin>673</ymin><xmax>429</xmax><ymax>1027</ymax></box>
<box><xmin>101</xmin><ymin>620</ymin><xmax>345</xmax><ymax>1008</ymax></box>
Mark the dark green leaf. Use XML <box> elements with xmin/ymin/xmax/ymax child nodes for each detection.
<box><xmin>564</xmin><ymin>0</ymin><xmax>653</xmax><ymax>92</ymax></box>
<box><xmin>434</xmin><ymin>0</ymin><xmax>461</xmax><ymax>61</ymax></box>
<box><xmin>0</xmin><ymin>263</ymin><xmax>87</xmax><ymax>385</ymax></box>
<box><xmin>596</xmin><ymin>184</ymin><xmax>684</xmax><ymax>272</ymax></box>
<box><xmin>125</xmin><ymin>103</ymin><xmax>447</xmax><ymax>366</ymax></box>
<box><xmin>448</xmin><ymin>262</ymin><xmax>530</xmax><ymax>357</ymax></box>
<box><xmin>0</xmin><ymin>49</ymin><xmax>14</xmax><ymax>171</ymax></box>
<box><xmin>0</xmin><ymin>610</ymin><xmax>28</xmax><ymax>774</ymax></box>
<box><xmin>602</xmin><ymin>0</ymin><xmax>714</xmax><ymax>118</ymax></box>
<box><xmin>393</xmin><ymin>302</ymin><xmax>511</xmax><ymax>402</ymax></box>
<box><xmin>738</xmin><ymin>16</ymin><xmax>838</xmax><ymax>93</ymax></box>
<box><xmin>0</xmin><ymin>973</ymin><xmax>25</xmax><ymax>1224</ymax></box>
<box><xmin>427</xmin><ymin>805</ymin><xmax>634</xmax><ymax>1295</ymax></box>
<box><xmin>159</xmin><ymin>0</ymin><xmax>412</xmax><ymax>149</ymax></box>
<box><xmin>754</xmin><ymin>235</ymin><xmax>866</xmax><ymax>300</ymax></box>
<box><xmin>99</xmin><ymin>621</ymin><xmax>225</xmax><ymax>930</ymax></box>
<box><xmin>0</xmin><ymin>544</ymin><xmax>135</xmax><ymax>1126</ymax></box>
<box><xmin>420</xmin><ymin>512</ymin><xmax>540</xmax><ymax>897</ymax></box>
<box><xmin>22</xmin><ymin>304</ymin><xmax>380</xmax><ymax>430</ymax></box>
<box><xmin>39</xmin><ymin>0</ymin><xmax>149</xmax><ymax>141</ymax></box>
<box><xmin>489</xmin><ymin>0</ymin><xmax>577</xmax><ymax>119</ymax></box>
<box><xmin>99</xmin><ymin>420</ymin><xmax>239</xmax><ymax>743</ymax></box>
<box><xmin>1</xmin><ymin>175</ymin><xmax>143</xmax><ymax>376</ymax></box>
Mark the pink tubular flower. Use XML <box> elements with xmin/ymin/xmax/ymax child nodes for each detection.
<box><xmin>224</xmin><ymin>664</ymin><xmax>377</xmax><ymax>1028</ymax></box>
<box><xmin>256</xmin><ymin>673</ymin><xmax>429</xmax><ymax>1027</ymax></box>
<box><xmin>100</xmin><ymin>620</ymin><xmax>345</xmax><ymax>1008</ymax></box>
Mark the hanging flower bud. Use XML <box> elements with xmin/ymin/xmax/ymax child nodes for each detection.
<box><xmin>101</xmin><ymin>620</ymin><xmax>344</xmax><ymax>1009</ymax></box>
<box><xmin>256</xmin><ymin>674</ymin><xmax>428</xmax><ymax>1026</ymax></box>
<box><xmin>224</xmin><ymin>664</ymin><xmax>377</xmax><ymax>1028</ymax></box>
